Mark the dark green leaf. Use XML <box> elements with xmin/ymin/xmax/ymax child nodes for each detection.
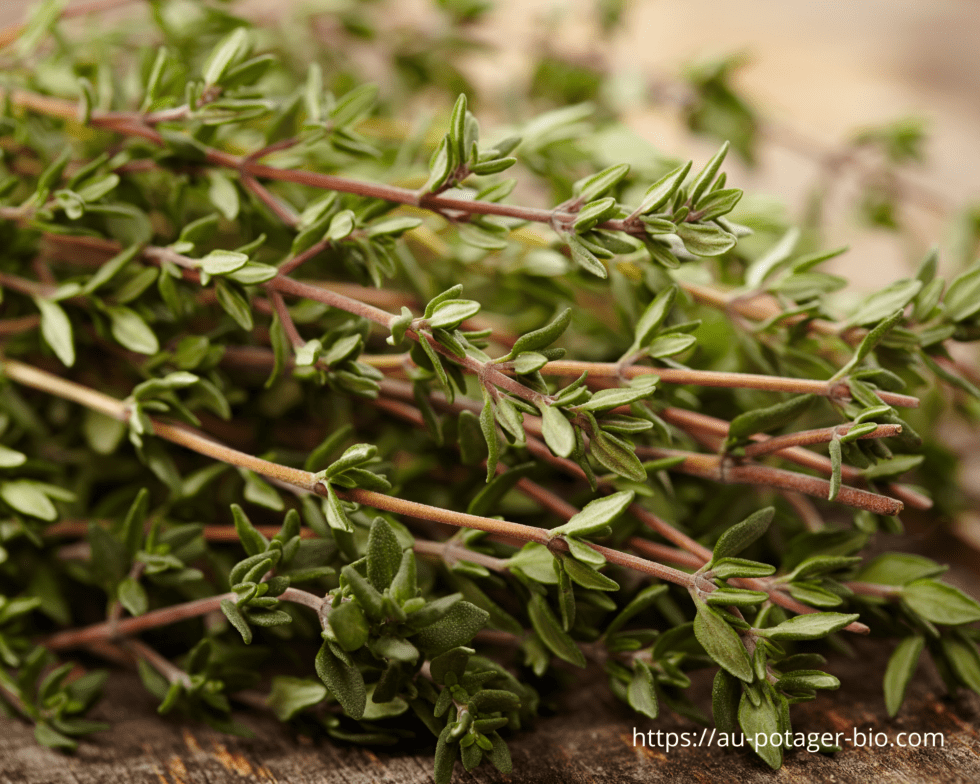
<box><xmin>711</xmin><ymin>507</ymin><xmax>774</xmax><ymax>562</ymax></box>
<box><xmin>221</xmin><ymin>599</ymin><xmax>252</xmax><ymax>644</ymax></box>
<box><xmin>231</xmin><ymin>504</ymin><xmax>269</xmax><ymax>556</ymax></box>
<box><xmin>693</xmin><ymin>602</ymin><xmax>752</xmax><ymax>682</ymax></box>
<box><xmin>367</xmin><ymin>517</ymin><xmax>404</xmax><ymax>591</ymax></box>
<box><xmin>527</xmin><ymin>594</ymin><xmax>585</xmax><ymax>667</ymax></box>
<box><xmin>627</xmin><ymin>660</ymin><xmax>658</xmax><ymax>719</ymax></box>
<box><xmin>726</xmin><ymin>396</ymin><xmax>814</xmax><ymax>444</ymax></box>
<box><xmin>883</xmin><ymin>635</ymin><xmax>924</xmax><ymax>716</ymax></box>
<box><xmin>738</xmin><ymin>690</ymin><xmax>782</xmax><ymax>770</ymax></box>
<box><xmin>712</xmin><ymin>670</ymin><xmax>740</xmax><ymax>734</ymax></box>
<box><xmin>315</xmin><ymin>642</ymin><xmax>366</xmax><ymax>719</ymax></box>
<box><xmin>414</xmin><ymin>600</ymin><xmax>489</xmax><ymax>657</ymax></box>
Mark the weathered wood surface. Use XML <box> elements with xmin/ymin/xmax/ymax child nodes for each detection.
<box><xmin>4</xmin><ymin>528</ymin><xmax>980</xmax><ymax>784</ymax></box>
<box><xmin>2</xmin><ymin>639</ymin><xmax>980</xmax><ymax>784</ymax></box>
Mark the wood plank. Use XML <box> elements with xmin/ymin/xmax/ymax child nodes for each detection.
<box><xmin>3</xmin><ymin>636</ymin><xmax>980</xmax><ymax>784</ymax></box>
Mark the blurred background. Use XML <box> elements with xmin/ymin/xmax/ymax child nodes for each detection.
<box><xmin>4</xmin><ymin>0</ymin><xmax>978</xmax><ymax>281</ymax></box>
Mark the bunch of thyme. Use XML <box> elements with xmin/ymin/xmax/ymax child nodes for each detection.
<box><xmin>1</xmin><ymin>1</ymin><xmax>979</xmax><ymax>780</ymax></box>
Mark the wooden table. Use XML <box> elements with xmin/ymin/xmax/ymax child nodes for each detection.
<box><xmin>5</xmin><ymin>528</ymin><xmax>980</xmax><ymax>783</ymax></box>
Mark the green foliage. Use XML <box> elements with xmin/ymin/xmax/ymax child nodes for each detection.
<box><xmin>0</xmin><ymin>0</ymin><xmax>978</xmax><ymax>779</ymax></box>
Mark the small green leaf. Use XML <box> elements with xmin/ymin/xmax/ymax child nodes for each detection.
<box><xmin>568</xmin><ymin>234</ymin><xmax>607</xmax><ymax>278</ymax></box>
<box><xmin>35</xmin><ymin>298</ymin><xmax>75</xmax><ymax>367</ymax></box>
<box><xmin>903</xmin><ymin>579</ymin><xmax>980</xmax><ymax>625</ymax></box>
<box><xmin>507</xmin><ymin>309</ymin><xmax>573</xmax><ymax>359</ymax></box>
<box><xmin>214</xmin><ymin>280</ymin><xmax>253</xmax><ymax>331</ymax></box>
<box><xmin>105</xmin><ymin>306</ymin><xmax>158</xmax><ymax>355</ymax></box>
<box><xmin>433</xmin><ymin>725</ymin><xmax>457</xmax><ymax>784</ymax></box>
<box><xmin>589</xmin><ymin>430</ymin><xmax>645</xmax><ymax>481</ymax></box>
<box><xmin>712</xmin><ymin>507</ymin><xmax>774</xmax><ymax>563</ymax></box>
<box><xmin>575</xmin><ymin>385</ymin><xmax>657</xmax><ymax>413</ymax></box>
<box><xmin>688</xmin><ymin>141</ymin><xmax>730</xmax><ymax>204</ymax></box>
<box><xmin>367</xmin><ymin>517</ymin><xmax>404</xmax><ymax>591</ymax></box>
<box><xmin>628</xmin><ymin>161</ymin><xmax>692</xmax><ymax>218</ymax></box>
<box><xmin>844</xmin><ymin>280</ymin><xmax>922</xmax><ymax>328</ymax></box>
<box><xmin>883</xmin><ymin>635</ymin><xmax>924</xmax><ymax>716</ymax></box>
<box><xmin>342</xmin><ymin>565</ymin><xmax>386</xmax><ymax>621</ymax></box>
<box><xmin>0</xmin><ymin>480</ymin><xmax>58</xmax><ymax>521</ymax></box>
<box><xmin>203</xmin><ymin>27</ymin><xmax>250</xmax><ymax>85</ymax></box>
<box><xmin>200</xmin><ymin>250</ymin><xmax>248</xmax><ymax>276</ymax></box>
<box><xmin>549</xmin><ymin>490</ymin><xmax>634</xmax><ymax>539</ymax></box>
<box><xmin>834</xmin><ymin>310</ymin><xmax>905</xmax><ymax>380</ymax></box>
<box><xmin>627</xmin><ymin>660</ymin><xmax>659</xmax><ymax>719</ymax></box>
<box><xmin>267</xmin><ymin>676</ymin><xmax>327</xmax><ymax>721</ymax></box>
<box><xmin>572</xmin><ymin>197</ymin><xmax>618</xmax><ymax>234</ymax></box>
<box><xmin>527</xmin><ymin>594</ymin><xmax>586</xmax><ymax>667</ymax></box>
<box><xmin>0</xmin><ymin>446</ymin><xmax>26</xmax><ymax>468</ymax></box>
<box><xmin>328</xmin><ymin>601</ymin><xmax>369</xmax><ymax>652</ymax></box>
<box><xmin>413</xmin><ymin>600</ymin><xmax>489</xmax><ymax>657</ymax></box>
<box><xmin>693</xmin><ymin>602</ymin><xmax>753</xmax><ymax>682</ymax></box>
<box><xmin>429</xmin><ymin>299</ymin><xmax>481</xmax><ymax>330</ymax></box>
<box><xmin>739</xmin><ymin>690</ymin><xmax>782</xmax><ymax>770</ymax></box>
<box><xmin>573</xmin><ymin>163</ymin><xmax>630</xmax><ymax>202</ymax></box>
<box><xmin>675</xmin><ymin>222</ymin><xmax>736</xmax><ymax>256</ymax></box>
<box><xmin>695</xmin><ymin>188</ymin><xmax>742</xmax><ymax>221</ymax></box>
<box><xmin>944</xmin><ymin>262</ymin><xmax>980</xmax><ymax>322</ymax></box>
<box><xmin>756</xmin><ymin>612</ymin><xmax>860</xmax><ymax>640</ymax></box>
<box><xmin>561</xmin><ymin>554</ymin><xmax>618</xmax><ymax>591</ymax></box>
<box><xmin>231</xmin><ymin>504</ymin><xmax>269</xmax><ymax>556</ymax></box>
<box><xmin>117</xmin><ymin>576</ymin><xmax>147</xmax><ymax>616</ymax></box>
<box><xmin>645</xmin><ymin>333</ymin><xmax>696</xmax><ymax>359</ymax></box>
<box><xmin>220</xmin><ymin>599</ymin><xmax>252</xmax><ymax>644</ymax></box>
<box><xmin>727</xmin><ymin>395</ymin><xmax>814</xmax><ymax>444</ymax></box>
<box><xmin>540</xmin><ymin>405</ymin><xmax>575</xmax><ymax>459</ymax></box>
<box><xmin>712</xmin><ymin>670</ymin><xmax>740</xmax><ymax>735</ymax></box>
<box><xmin>630</xmin><ymin>285</ymin><xmax>677</xmax><ymax>350</ymax></box>
<box><xmin>315</xmin><ymin>642</ymin><xmax>366</xmax><ymax>719</ymax></box>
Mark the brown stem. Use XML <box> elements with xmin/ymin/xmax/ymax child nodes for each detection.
<box><xmin>240</xmin><ymin>173</ymin><xmax>300</xmax><ymax>227</ymax></box>
<box><xmin>644</xmin><ymin>447</ymin><xmax>903</xmax><ymax>516</ymax></box>
<box><xmin>845</xmin><ymin>581</ymin><xmax>904</xmax><ymax>599</ymax></box>
<box><xmin>269</xmin><ymin>290</ymin><xmax>304</xmax><ymax>348</ymax></box>
<box><xmin>125</xmin><ymin>638</ymin><xmax>191</xmax><ymax>688</ymax></box>
<box><xmin>45</xmin><ymin>593</ymin><xmax>233</xmax><ymax>651</ymax></box>
<box><xmin>741</xmin><ymin>423</ymin><xmax>902</xmax><ymax>459</ymax></box>
<box><xmin>656</xmin><ymin>408</ymin><xmax>930</xmax><ymax>510</ymax></box>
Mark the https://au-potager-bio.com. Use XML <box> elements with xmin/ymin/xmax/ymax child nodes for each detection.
<box><xmin>632</xmin><ymin>727</ymin><xmax>947</xmax><ymax>754</ymax></box>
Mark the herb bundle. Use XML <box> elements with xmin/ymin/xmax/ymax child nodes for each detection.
<box><xmin>1</xmin><ymin>1</ymin><xmax>979</xmax><ymax>780</ymax></box>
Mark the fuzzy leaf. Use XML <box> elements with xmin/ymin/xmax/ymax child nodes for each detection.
<box><xmin>627</xmin><ymin>660</ymin><xmax>659</xmax><ymax>719</ymax></box>
<box><xmin>540</xmin><ymin>405</ymin><xmax>576</xmax><ymax>459</ymax></box>
<box><xmin>527</xmin><ymin>594</ymin><xmax>586</xmax><ymax>667</ymax></box>
<box><xmin>711</xmin><ymin>507</ymin><xmax>774</xmax><ymax>563</ymax></box>
<box><xmin>693</xmin><ymin>602</ymin><xmax>753</xmax><ymax>682</ymax></box>
<box><xmin>367</xmin><ymin>517</ymin><xmax>404</xmax><ymax>591</ymax></box>
<box><xmin>315</xmin><ymin>642</ymin><xmax>366</xmax><ymax>719</ymax></box>
<box><xmin>756</xmin><ymin>612</ymin><xmax>860</xmax><ymax>640</ymax></box>
<box><xmin>549</xmin><ymin>490</ymin><xmax>634</xmax><ymax>539</ymax></box>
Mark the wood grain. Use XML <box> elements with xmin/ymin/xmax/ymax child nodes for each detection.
<box><xmin>3</xmin><ymin>635</ymin><xmax>980</xmax><ymax>784</ymax></box>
